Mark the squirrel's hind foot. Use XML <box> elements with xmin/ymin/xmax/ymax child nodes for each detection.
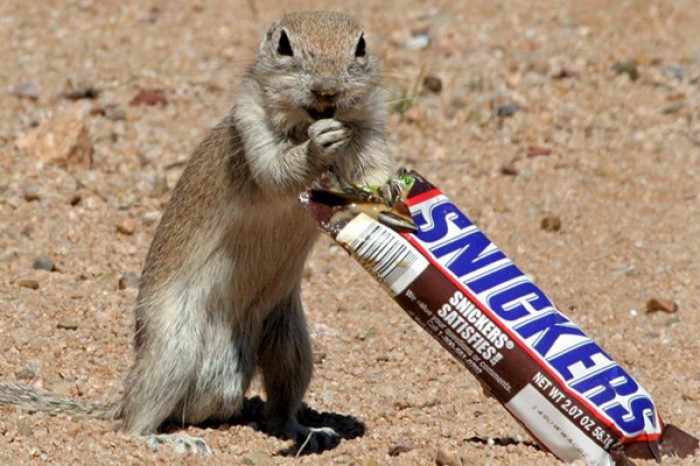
<box><xmin>293</xmin><ymin>425</ymin><xmax>340</xmax><ymax>454</ymax></box>
<box><xmin>144</xmin><ymin>433</ymin><xmax>213</xmax><ymax>455</ymax></box>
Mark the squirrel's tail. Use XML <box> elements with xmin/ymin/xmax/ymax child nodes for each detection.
<box><xmin>0</xmin><ymin>381</ymin><xmax>121</xmax><ymax>420</ymax></box>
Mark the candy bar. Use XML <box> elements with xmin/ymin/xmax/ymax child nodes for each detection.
<box><xmin>300</xmin><ymin>170</ymin><xmax>698</xmax><ymax>466</ymax></box>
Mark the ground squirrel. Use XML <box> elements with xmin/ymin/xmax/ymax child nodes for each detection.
<box><xmin>0</xmin><ymin>11</ymin><xmax>394</xmax><ymax>454</ymax></box>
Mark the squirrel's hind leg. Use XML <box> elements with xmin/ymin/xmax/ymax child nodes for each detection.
<box><xmin>257</xmin><ymin>294</ymin><xmax>340</xmax><ymax>453</ymax></box>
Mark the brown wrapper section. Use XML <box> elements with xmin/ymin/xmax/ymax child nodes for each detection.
<box><xmin>300</xmin><ymin>170</ymin><xmax>698</xmax><ymax>466</ymax></box>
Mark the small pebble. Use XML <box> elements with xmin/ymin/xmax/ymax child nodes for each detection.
<box><xmin>493</xmin><ymin>200</ymin><xmax>509</xmax><ymax>213</ymax></box>
<box><xmin>66</xmin><ymin>421</ymin><xmax>81</xmax><ymax>437</ymax></box>
<box><xmin>666</xmin><ymin>66</ymin><xmax>685</xmax><ymax>80</ymax></box>
<box><xmin>496</xmin><ymin>103</ymin><xmax>521</xmax><ymax>117</ymax></box>
<box><xmin>405</xmin><ymin>31</ymin><xmax>432</xmax><ymax>50</ymax></box>
<box><xmin>540</xmin><ymin>215</ymin><xmax>562</xmax><ymax>232</ymax></box>
<box><xmin>103</xmin><ymin>103</ymin><xmax>127</xmax><ymax>121</ymax></box>
<box><xmin>646</xmin><ymin>297</ymin><xmax>678</xmax><ymax>314</ymax></box>
<box><xmin>312</xmin><ymin>352</ymin><xmax>327</xmax><ymax>364</ymax></box>
<box><xmin>14</xmin><ymin>368</ymin><xmax>36</xmax><ymax>380</ymax></box>
<box><xmin>402</xmin><ymin>104</ymin><xmax>423</xmax><ymax>123</ymax></box>
<box><xmin>18</xmin><ymin>279</ymin><xmax>40</xmax><ymax>290</ymax></box>
<box><xmin>423</xmin><ymin>75</ymin><xmax>443</xmax><ymax>93</ymax></box>
<box><xmin>435</xmin><ymin>447</ymin><xmax>461</xmax><ymax>466</ymax></box>
<box><xmin>69</xmin><ymin>194</ymin><xmax>82</xmax><ymax>206</ymax></box>
<box><xmin>665</xmin><ymin>316</ymin><xmax>681</xmax><ymax>327</ymax></box>
<box><xmin>527</xmin><ymin>146</ymin><xmax>552</xmax><ymax>157</ymax></box>
<box><xmin>10</xmin><ymin>81</ymin><xmax>39</xmax><ymax>100</ymax></box>
<box><xmin>633</xmin><ymin>54</ymin><xmax>657</xmax><ymax>67</ymax></box>
<box><xmin>389</xmin><ymin>443</ymin><xmax>414</xmax><ymax>456</ymax></box>
<box><xmin>56</xmin><ymin>319</ymin><xmax>79</xmax><ymax>330</ymax></box>
<box><xmin>118</xmin><ymin>272</ymin><xmax>139</xmax><ymax>290</ymax></box>
<box><xmin>16</xmin><ymin>106</ymin><xmax>93</xmax><ymax>168</ymax></box>
<box><xmin>500</xmin><ymin>162</ymin><xmax>519</xmax><ymax>176</ymax></box>
<box><xmin>130</xmin><ymin>90</ymin><xmax>168</xmax><ymax>106</ymax></box>
<box><xmin>91</xmin><ymin>103</ymin><xmax>127</xmax><ymax>121</ymax></box>
<box><xmin>23</xmin><ymin>185</ymin><xmax>41</xmax><ymax>202</ymax></box>
<box><xmin>32</xmin><ymin>255</ymin><xmax>56</xmax><ymax>272</ymax></box>
<box><xmin>612</xmin><ymin>59</ymin><xmax>639</xmax><ymax>81</ymax></box>
<box><xmin>217</xmin><ymin>423</ymin><xmax>231</xmax><ymax>432</ymax></box>
<box><xmin>358</xmin><ymin>327</ymin><xmax>375</xmax><ymax>340</ymax></box>
<box><xmin>365</xmin><ymin>460</ymin><xmax>381</xmax><ymax>466</ymax></box>
<box><xmin>117</xmin><ymin>218</ymin><xmax>137</xmax><ymax>235</ymax></box>
<box><xmin>662</xmin><ymin>102</ymin><xmax>684</xmax><ymax>115</ymax></box>
<box><xmin>141</xmin><ymin>211</ymin><xmax>161</xmax><ymax>226</ymax></box>
<box><xmin>552</xmin><ymin>69</ymin><xmax>579</xmax><ymax>80</ymax></box>
<box><xmin>242</xmin><ymin>450</ymin><xmax>271</xmax><ymax>465</ymax></box>
<box><xmin>62</xmin><ymin>78</ymin><xmax>99</xmax><ymax>100</ymax></box>
<box><xmin>394</xmin><ymin>400</ymin><xmax>411</xmax><ymax>410</ymax></box>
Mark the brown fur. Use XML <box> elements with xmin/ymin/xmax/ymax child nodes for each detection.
<box><xmin>0</xmin><ymin>11</ymin><xmax>392</xmax><ymax>455</ymax></box>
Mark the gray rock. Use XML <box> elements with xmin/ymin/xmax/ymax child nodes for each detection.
<box><xmin>33</xmin><ymin>255</ymin><xmax>56</xmax><ymax>272</ymax></box>
<box><xmin>103</xmin><ymin>103</ymin><xmax>126</xmax><ymax>121</ymax></box>
<box><xmin>10</xmin><ymin>81</ymin><xmax>39</xmax><ymax>100</ymax></box>
<box><xmin>612</xmin><ymin>59</ymin><xmax>639</xmax><ymax>81</ymax></box>
<box><xmin>496</xmin><ymin>103</ymin><xmax>521</xmax><ymax>118</ymax></box>
<box><xmin>666</xmin><ymin>66</ymin><xmax>685</xmax><ymax>81</ymax></box>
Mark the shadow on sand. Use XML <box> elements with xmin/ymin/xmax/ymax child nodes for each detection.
<box><xmin>165</xmin><ymin>396</ymin><xmax>365</xmax><ymax>457</ymax></box>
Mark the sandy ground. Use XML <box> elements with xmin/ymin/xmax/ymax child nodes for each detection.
<box><xmin>1</xmin><ymin>0</ymin><xmax>699</xmax><ymax>465</ymax></box>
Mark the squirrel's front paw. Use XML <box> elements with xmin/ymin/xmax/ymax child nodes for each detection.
<box><xmin>380</xmin><ymin>169</ymin><xmax>409</xmax><ymax>206</ymax></box>
<box><xmin>308</xmin><ymin>119</ymin><xmax>351</xmax><ymax>163</ymax></box>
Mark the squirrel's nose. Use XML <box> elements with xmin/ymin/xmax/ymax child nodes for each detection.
<box><xmin>311</xmin><ymin>81</ymin><xmax>339</xmax><ymax>99</ymax></box>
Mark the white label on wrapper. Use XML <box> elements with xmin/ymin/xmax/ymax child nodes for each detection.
<box><xmin>506</xmin><ymin>384</ymin><xmax>612</xmax><ymax>466</ymax></box>
<box><xmin>336</xmin><ymin>213</ymin><xmax>428</xmax><ymax>296</ymax></box>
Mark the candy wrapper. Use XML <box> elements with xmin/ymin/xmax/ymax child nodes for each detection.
<box><xmin>299</xmin><ymin>170</ymin><xmax>698</xmax><ymax>466</ymax></box>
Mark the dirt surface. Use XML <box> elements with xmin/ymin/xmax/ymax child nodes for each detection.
<box><xmin>1</xmin><ymin>1</ymin><xmax>699</xmax><ymax>465</ymax></box>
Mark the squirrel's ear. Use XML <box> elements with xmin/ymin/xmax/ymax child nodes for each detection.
<box><xmin>355</xmin><ymin>33</ymin><xmax>366</xmax><ymax>57</ymax></box>
<box><xmin>277</xmin><ymin>30</ymin><xmax>294</xmax><ymax>57</ymax></box>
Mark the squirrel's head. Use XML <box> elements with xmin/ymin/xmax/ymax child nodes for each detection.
<box><xmin>252</xmin><ymin>11</ymin><xmax>383</xmax><ymax>131</ymax></box>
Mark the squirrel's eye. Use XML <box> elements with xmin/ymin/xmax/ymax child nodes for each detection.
<box><xmin>277</xmin><ymin>30</ymin><xmax>293</xmax><ymax>57</ymax></box>
<box><xmin>355</xmin><ymin>35</ymin><xmax>366</xmax><ymax>57</ymax></box>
